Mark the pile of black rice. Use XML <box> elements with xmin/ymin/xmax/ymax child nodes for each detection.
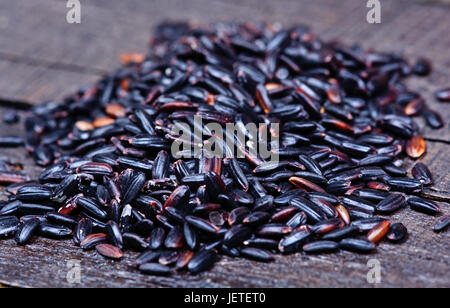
<box><xmin>0</xmin><ymin>22</ymin><xmax>448</xmax><ymax>276</ymax></box>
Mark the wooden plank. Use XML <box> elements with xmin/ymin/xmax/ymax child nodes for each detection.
<box><xmin>0</xmin><ymin>0</ymin><xmax>149</xmax><ymax>73</ymax></box>
<box><xmin>0</xmin><ymin>60</ymin><xmax>99</xmax><ymax>103</ymax></box>
<box><xmin>0</xmin><ymin>0</ymin><xmax>449</xmax><ymax>288</ymax></box>
<box><xmin>0</xmin><ymin>227</ymin><xmax>447</xmax><ymax>288</ymax></box>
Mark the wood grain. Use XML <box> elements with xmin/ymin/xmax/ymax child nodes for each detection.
<box><xmin>0</xmin><ymin>60</ymin><xmax>99</xmax><ymax>103</ymax></box>
<box><xmin>0</xmin><ymin>0</ymin><xmax>449</xmax><ymax>288</ymax></box>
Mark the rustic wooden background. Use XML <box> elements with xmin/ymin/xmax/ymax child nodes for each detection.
<box><xmin>0</xmin><ymin>0</ymin><xmax>449</xmax><ymax>288</ymax></box>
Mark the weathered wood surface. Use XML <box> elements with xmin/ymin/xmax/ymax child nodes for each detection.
<box><xmin>0</xmin><ymin>0</ymin><xmax>449</xmax><ymax>288</ymax></box>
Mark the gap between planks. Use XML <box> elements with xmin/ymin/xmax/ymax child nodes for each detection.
<box><xmin>0</xmin><ymin>51</ymin><xmax>107</xmax><ymax>77</ymax></box>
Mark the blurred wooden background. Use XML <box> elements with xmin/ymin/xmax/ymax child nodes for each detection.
<box><xmin>0</xmin><ymin>0</ymin><xmax>448</xmax><ymax>288</ymax></box>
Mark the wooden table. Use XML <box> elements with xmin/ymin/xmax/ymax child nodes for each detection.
<box><xmin>0</xmin><ymin>0</ymin><xmax>449</xmax><ymax>288</ymax></box>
